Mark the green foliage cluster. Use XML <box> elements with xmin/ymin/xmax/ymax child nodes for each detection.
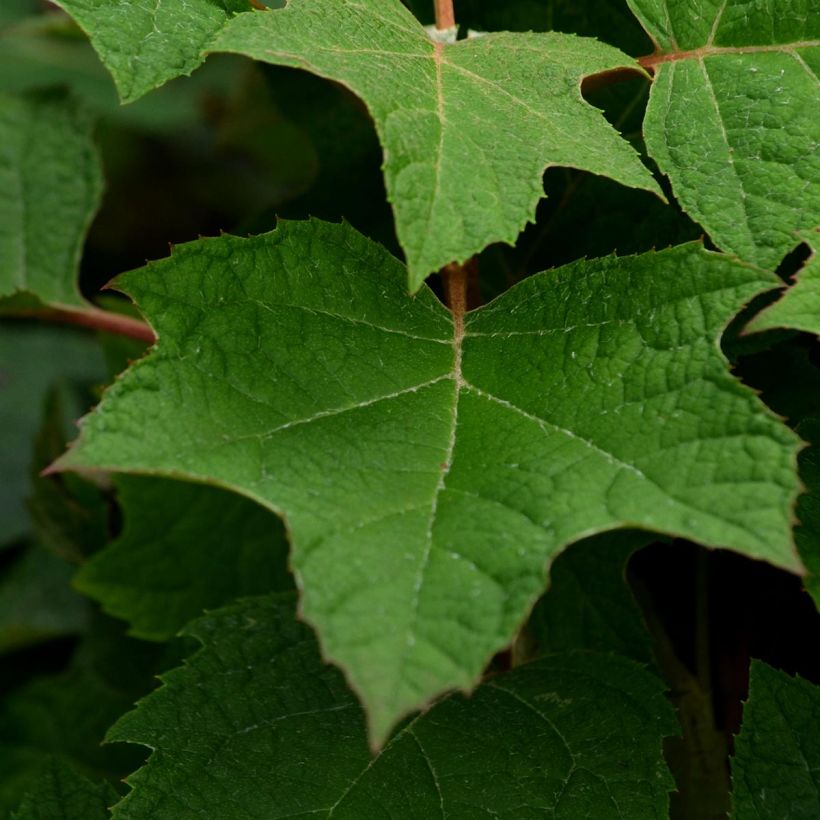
<box><xmin>0</xmin><ymin>0</ymin><xmax>818</xmax><ymax>817</ymax></box>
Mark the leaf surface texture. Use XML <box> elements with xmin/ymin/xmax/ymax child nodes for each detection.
<box><xmin>731</xmin><ymin>661</ymin><xmax>820</xmax><ymax>819</ymax></box>
<box><xmin>108</xmin><ymin>594</ymin><xmax>677</xmax><ymax>819</ymax></box>
<box><xmin>57</xmin><ymin>220</ymin><xmax>801</xmax><ymax>738</ymax></box>
<box><xmin>629</xmin><ymin>0</ymin><xmax>820</xmax><ymax>269</ymax></box>
<box><xmin>0</xmin><ymin>91</ymin><xmax>101</xmax><ymax>308</ymax></box>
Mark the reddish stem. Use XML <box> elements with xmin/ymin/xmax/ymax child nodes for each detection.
<box><xmin>443</xmin><ymin>262</ymin><xmax>467</xmax><ymax>324</ymax></box>
<box><xmin>434</xmin><ymin>0</ymin><xmax>455</xmax><ymax>30</ymax></box>
<box><xmin>17</xmin><ymin>306</ymin><xmax>156</xmax><ymax>344</ymax></box>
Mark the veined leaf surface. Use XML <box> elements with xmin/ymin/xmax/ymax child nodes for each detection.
<box><xmin>53</xmin><ymin>0</ymin><xmax>661</xmax><ymax>288</ymax></box>
<box><xmin>56</xmin><ymin>219</ymin><xmax>800</xmax><ymax>740</ymax></box>
<box><xmin>629</xmin><ymin>0</ymin><xmax>820</xmax><ymax>269</ymax></box>
<box><xmin>732</xmin><ymin>661</ymin><xmax>820</xmax><ymax>819</ymax></box>
<box><xmin>107</xmin><ymin>595</ymin><xmax>677</xmax><ymax>819</ymax></box>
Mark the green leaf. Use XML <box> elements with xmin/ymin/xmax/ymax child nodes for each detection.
<box><xmin>795</xmin><ymin>419</ymin><xmax>820</xmax><ymax>610</ymax></box>
<box><xmin>50</xmin><ymin>0</ymin><xmax>241</xmax><ymax>104</ymax></box>
<box><xmin>54</xmin><ymin>0</ymin><xmax>661</xmax><ymax>287</ymax></box>
<box><xmin>214</xmin><ymin>1</ymin><xmax>661</xmax><ymax>287</ymax></box>
<box><xmin>747</xmin><ymin>230</ymin><xmax>820</xmax><ymax>336</ymax></box>
<box><xmin>0</xmin><ymin>323</ymin><xmax>106</xmax><ymax>545</ymax></box>
<box><xmin>0</xmin><ymin>616</ymin><xmax>174</xmax><ymax>816</ymax></box>
<box><xmin>0</xmin><ymin>91</ymin><xmax>102</xmax><ymax>309</ymax></box>
<box><xmin>628</xmin><ymin>0</ymin><xmax>820</xmax><ymax>270</ymax></box>
<box><xmin>10</xmin><ymin>759</ymin><xmax>116</xmax><ymax>820</ymax></box>
<box><xmin>0</xmin><ymin>544</ymin><xmax>88</xmax><ymax>653</ymax></box>
<box><xmin>525</xmin><ymin>530</ymin><xmax>655</xmax><ymax>665</ymax></box>
<box><xmin>108</xmin><ymin>594</ymin><xmax>676</xmax><ymax>819</ymax></box>
<box><xmin>731</xmin><ymin>661</ymin><xmax>820</xmax><ymax>819</ymax></box>
<box><xmin>75</xmin><ymin>476</ymin><xmax>293</xmax><ymax>641</ymax></box>
<box><xmin>55</xmin><ymin>220</ymin><xmax>800</xmax><ymax>740</ymax></box>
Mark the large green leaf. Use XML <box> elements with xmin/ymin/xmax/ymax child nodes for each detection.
<box><xmin>731</xmin><ymin>661</ymin><xmax>820</xmax><ymax>819</ymax></box>
<box><xmin>108</xmin><ymin>594</ymin><xmax>676</xmax><ymax>819</ymax></box>
<box><xmin>75</xmin><ymin>476</ymin><xmax>293</xmax><ymax>641</ymax></box>
<box><xmin>55</xmin><ymin>220</ymin><xmax>800</xmax><ymax>740</ymax></box>
<box><xmin>10</xmin><ymin>759</ymin><xmax>116</xmax><ymax>820</ymax></box>
<box><xmin>54</xmin><ymin>0</ymin><xmax>660</xmax><ymax>288</ymax></box>
<box><xmin>628</xmin><ymin>0</ymin><xmax>820</xmax><ymax>270</ymax></box>
<box><xmin>0</xmin><ymin>91</ymin><xmax>102</xmax><ymax>309</ymax></box>
<box><xmin>747</xmin><ymin>230</ymin><xmax>820</xmax><ymax>336</ymax></box>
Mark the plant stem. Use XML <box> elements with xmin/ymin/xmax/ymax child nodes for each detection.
<box><xmin>434</xmin><ymin>0</ymin><xmax>456</xmax><ymax>30</ymax></box>
<box><xmin>15</xmin><ymin>306</ymin><xmax>156</xmax><ymax>344</ymax></box>
<box><xmin>443</xmin><ymin>262</ymin><xmax>467</xmax><ymax>322</ymax></box>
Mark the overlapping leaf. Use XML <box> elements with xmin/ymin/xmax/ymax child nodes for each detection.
<box><xmin>76</xmin><ymin>476</ymin><xmax>293</xmax><ymax>641</ymax></box>
<box><xmin>53</xmin><ymin>0</ymin><xmax>661</xmax><ymax>287</ymax></box>
<box><xmin>55</xmin><ymin>219</ymin><xmax>800</xmax><ymax>740</ymax></box>
<box><xmin>628</xmin><ymin>0</ymin><xmax>820</xmax><ymax>270</ymax></box>
<box><xmin>748</xmin><ymin>230</ymin><xmax>820</xmax><ymax>336</ymax></box>
<box><xmin>10</xmin><ymin>760</ymin><xmax>115</xmax><ymax>820</ymax></box>
<box><xmin>0</xmin><ymin>91</ymin><xmax>102</xmax><ymax>309</ymax></box>
<box><xmin>107</xmin><ymin>594</ymin><xmax>677</xmax><ymax>819</ymax></box>
<box><xmin>525</xmin><ymin>530</ymin><xmax>655</xmax><ymax>664</ymax></box>
<box><xmin>214</xmin><ymin>1</ymin><xmax>661</xmax><ymax>287</ymax></box>
<box><xmin>731</xmin><ymin>661</ymin><xmax>820</xmax><ymax>819</ymax></box>
<box><xmin>0</xmin><ymin>616</ymin><xmax>172</xmax><ymax>816</ymax></box>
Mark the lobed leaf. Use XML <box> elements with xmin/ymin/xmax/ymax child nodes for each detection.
<box><xmin>628</xmin><ymin>0</ymin><xmax>820</xmax><ymax>270</ymax></box>
<box><xmin>55</xmin><ymin>219</ymin><xmax>801</xmax><ymax>741</ymax></box>
<box><xmin>731</xmin><ymin>661</ymin><xmax>820</xmax><ymax>819</ymax></box>
<box><xmin>53</xmin><ymin>0</ymin><xmax>661</xmax><ymax>287</ymax></box>
<box><xmin>213</xmin><ymin>0</ymin><xmax>661</xmax><ymax>287</ymax></box>
<box><xmin>108</xmin><ymin>594</ymin><xmax>677</xmax><ymax>819</ymax></box>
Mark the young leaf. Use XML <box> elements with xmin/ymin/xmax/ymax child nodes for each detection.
<box><xmin>10</xmin><ymin>759</ymin><xmax>116</xmax><ymax>820</ymax></box>
<box><xmin>108</xmin><ymin>594</ymin><xmax>677</xmax><ymax>819</ymax></box>
<box><xmin>629</xmin><ymin>0</ymin><xmax>820</xmax><ymax>270</ymax></box>
<box><xmin>747</xmin><ymin>230</ymin><xmax>820</xmax><ymax>336</ymax></box>
<box><xmin>75</xmin><ymin>476</ymin><xmax>293</xmax><ymax>641</ymax></box>
<box><xmin>0</xmin><ymin>91</ymin><xmax>102</xmax><ymax>309</ymax></box>
<box><xmin>213</xmin><ymin>1</ymin><xmax>661</xmax><ymax>287</ymax></box>
<box><xmin>54</xmin><ymin>220</ymin><xmax>801</xmax><ymax>741</ymax></box>
<box><xmin>731</xmin><ymin>661</ymin><xmax>820</xmax><ymax>819</ymax></box>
